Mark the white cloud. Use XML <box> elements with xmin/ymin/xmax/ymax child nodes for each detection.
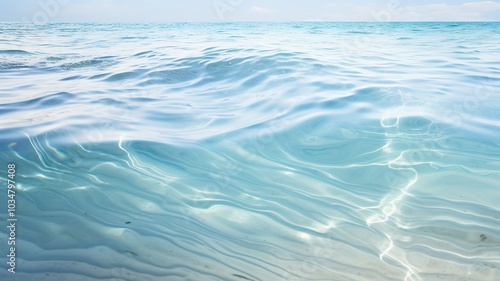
<box><xmin>3</xmin><ymin>0</ymin><xmax>500</xmax><ymax>22</ymax></box>
<box><xmin>325</xmin><ymin>3</ymin><xmax>388</xmax><ymax>21</ymax></box>
<box><xmin>324</xmin><ymin>1</ymin><xmax>500</xmax><ymax>21</ymax></box>
<box><xmin>396</xmin><ymin>1</ymin><xmax>500</xmax><ymax>21</ymax></box>
<box><xmin>304</xmin><ymin>18</ymin><xmax>325</xmax><ymax>22</ymax></box>
<box><xmin>462</xmin><ymin>0</ymin><xmax>500</xmax><ymax>10</ymax></box>
<box><xmin>249</xmin><ymin>6</ymin><xmax>278</xmax><ymax>15</ymax></box>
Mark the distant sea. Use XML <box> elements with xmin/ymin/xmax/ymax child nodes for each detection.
<box><xmin>0</xmin><ymin>22</ymin><xmax>499</xmax><ymax>281</ymax></box>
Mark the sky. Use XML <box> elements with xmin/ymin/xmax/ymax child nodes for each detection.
<box><xmin>1</xmin><ymin>0</ymin><xmax>500</xmax><ymax>23</ymax></box>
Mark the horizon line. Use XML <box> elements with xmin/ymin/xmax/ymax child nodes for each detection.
<box><xmin>1</xmin><ymin>20</ymin><xmax>500</xmax><ymax>24</ymax></box>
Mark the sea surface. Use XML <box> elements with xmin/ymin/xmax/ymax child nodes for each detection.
<box><xmin>0</xmin><ymin>22</ymin><xmax>499</xmax><ymax>281</ymax></box>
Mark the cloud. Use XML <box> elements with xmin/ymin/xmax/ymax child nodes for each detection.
<box><xmin>324</xmin><ymin>3</ymin><xmax>387</xmax><ymax>21</ymax></box>
<box><xmin>3</xmin><ymin>0</ymin><xmax>500</xmax><ymax>22</ymax></box>
<box><xmin>304</xmin><ymin>18</ymin><xmax>325</xmax><ymax>22</ymax></box>
<box><xmin>396</xmin><ymin>1</ymin><xmax>500</xmax><ymax>21</ymax></box>
<box><xmin>249</xmin><ymin>6</ymin><xmax>278</xmax><ymax>15</ymax></box>
<box><xmin>324</xmin><ymin>1</ymin><xmax>500</xmax><ymax>21</ymax></box>
<box><xmin>459</xmin><ymin>0</ymin><xmax>500</xmax><ymax>11</ymax></box>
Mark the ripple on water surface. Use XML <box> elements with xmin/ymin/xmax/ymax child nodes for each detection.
<box><xmin>0</xmin><ymin>22</ymin><xmax>499</xmax><ymax>281</ymax></box>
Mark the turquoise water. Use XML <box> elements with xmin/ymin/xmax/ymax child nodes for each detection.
<box><xmin>0</xmin><ymin>22</ymin><xmax>499</xmax><ymax>281</ymax></box>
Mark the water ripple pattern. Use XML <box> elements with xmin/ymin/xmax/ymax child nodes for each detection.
<box><xmin>0</xmin><ymin>22</ymin><xmax>499</xmax><ymax>281</ymax></box>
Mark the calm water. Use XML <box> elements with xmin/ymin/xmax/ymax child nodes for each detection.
<box><xmin>0</xmin><ymin>22</ymin><xmax>499</xmax><ymax>281</ymax></box>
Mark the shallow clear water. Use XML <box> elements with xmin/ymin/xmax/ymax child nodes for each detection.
<box><xmin>0</xmin><ymin>22</ymin><xmax>499</xmax><ymax>281</ymax></box>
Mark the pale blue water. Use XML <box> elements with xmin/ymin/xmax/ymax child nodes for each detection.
<box><xmin>0</xmin><ymin>22</ymin><xmax>499</xmax><ymax>281</ymax></box>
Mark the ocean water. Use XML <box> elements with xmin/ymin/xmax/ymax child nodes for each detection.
<box><xmin>0</xmin><ymin>22</ymin><xmax>499</xmax><ymax>281</ymax></box>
